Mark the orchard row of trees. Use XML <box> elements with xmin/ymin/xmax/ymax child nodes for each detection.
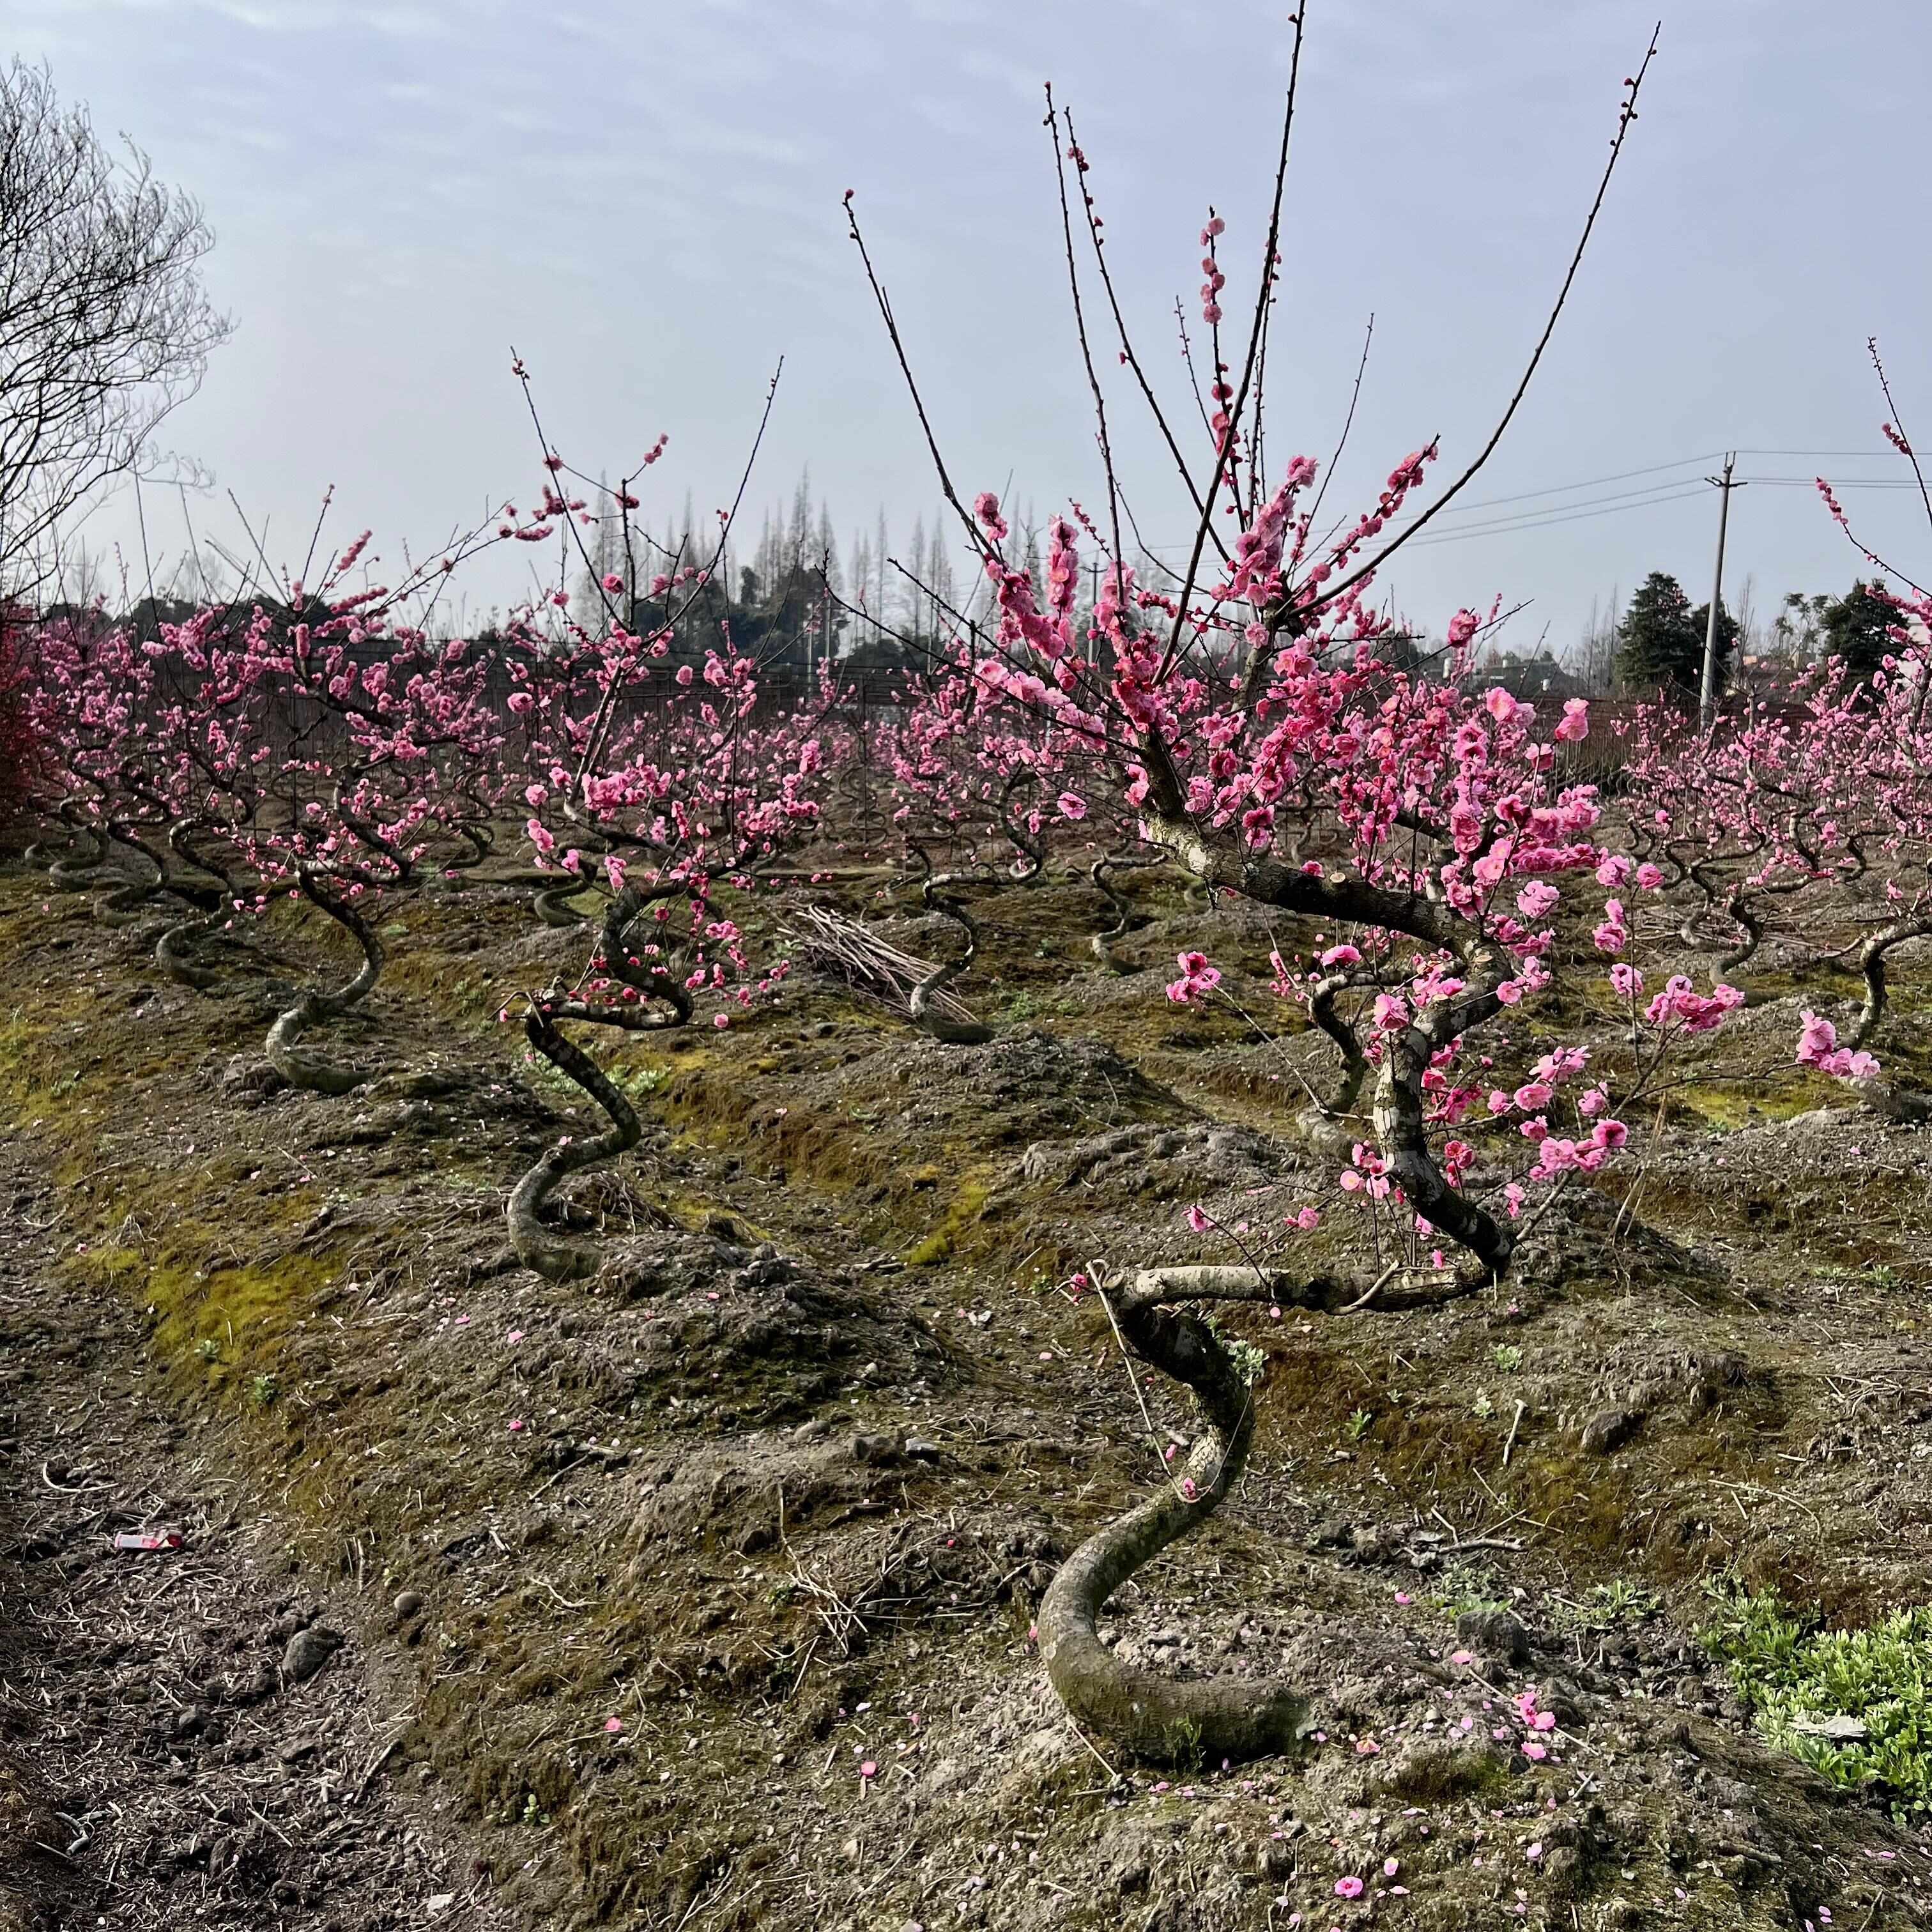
<box><xmin>13</xmin><ymin>389</ymin><xmax>1920</xmax><ymax>1760</ymax></box>
<box><xmin>6</xmin><ymin>25</ymin><xmax>1932</xmax><ymax>1777</ymax></box>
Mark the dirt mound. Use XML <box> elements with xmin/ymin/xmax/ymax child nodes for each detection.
<box><xmin>1020</xmin><ymin>1119</ymin><xmax>1295</xmax><ymax>1198</ymax></box>
<box><xmin>849</xmin><ymin>1026</ymin><xmax>1184</xmax><ymax>1141</ymax></box>
<box><xmin>590</xmin><ymin>1235</ymin><xmax>944</xmax><ymax>1422</ymax></box>
<box><xmin>1505</xmin><ymin>1181</ymin><xmax>1721</xmax><ymax>1303</ymax></box>
<box><xmin>632</xmin><ymin>1428</ymin><xmax>1061</xmax><ymax>1627</ymax></box>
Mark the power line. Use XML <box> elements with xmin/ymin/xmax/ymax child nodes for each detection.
<box><xmin>1400</xmin><ymin>473</ymin><xmax>1915</xmax><ymax>545</ymax></box>
<box><xmin>1409</xmin><ymin>475</ymin><xmax>1922</xmax><ymax>546</ymax></box>
<box><xmin>1736</xmin><ymin>475</ymin><xmax>1922</xmax><ymax>487</ymax></box>
<box><xmin>1421</xmin><ymin>453</ymin><xmax>1722</xmax><ymax>516</ymax></box>
<box><xmin>1393</xmin><ymin>450</ymin><xmax>1900</xmax><ymax>520</ymax></box>
<box><xmin>1426</xmin><ymin>476</ymin><xmax>1732</xmax><ymax>529</ymax></box>
<box><xmin>1734</xmin><ymin>447</ymin><xmax>1905</xmax><ymax>457</ymax></box>
<box><xmin>1406</xmin><ymin>484</ymin><xmax>1710</xmax><ymax>546</ymax></box>
<box><xmin>1131</xmin><ymin>451</ymin><xmax>1919</xmax><ymax>553</ymax></box>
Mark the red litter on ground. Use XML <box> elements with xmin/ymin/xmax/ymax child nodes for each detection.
<box><xmin>112</xmin><ymin>1528</ymin><xmax>184</xmax><ymax>1552</ymax></box>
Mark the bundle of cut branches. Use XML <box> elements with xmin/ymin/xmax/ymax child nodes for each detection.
<box><xmin>786</xmin><ymin>903</ymin><xmax>978</xmax><ymax>1027</ymax></box>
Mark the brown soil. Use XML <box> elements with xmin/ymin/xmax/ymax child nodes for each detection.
<box><xmin>4</xmin><ymin>852</ymin><xmax>1932</xmax><ymax>1929</ymax></box>
<box><xmin>0</xmin><ymin>1132</ymin><xmax>506</xmax><ymax>1931</ymax></box>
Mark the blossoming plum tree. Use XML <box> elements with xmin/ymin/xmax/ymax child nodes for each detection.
<box><xmin>847</xmin><ymin>17</ymin><xmax>1682</xmax><ymax>1761</ymax></box>
<box><xmin>488</xmin><ymin>388</ymin><xmax>826</xmax><ymax>1276</ymax></box>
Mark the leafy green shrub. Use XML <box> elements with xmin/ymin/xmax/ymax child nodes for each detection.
<box><xmin>1700</xmin><ymin>1576</ymin><xmax>1932</xmax><ymax>1816</ymax></box>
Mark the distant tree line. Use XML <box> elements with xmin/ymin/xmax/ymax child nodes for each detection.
<box><xmin>1586</xmin><ymin>570</ymin><xmax>1906</xmax><ymax>701</ymax></box>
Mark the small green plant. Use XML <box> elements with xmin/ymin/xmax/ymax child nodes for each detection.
<box><xmin>1158</xmin><ymin>1713</ymin><xmax>1205</xmax><ymax>1772</ymax></box>
<box><xmin>1225</xmin><ymin>1335</ymin><xmax>1267</xmax><ymax>1388</ymax></box>
<box><xmin>1699</xmin><ymin>1575</ymin><xmax>1932</xmax><ymax>1818</ymax></box>
<box><xmin>248</xmin><ymin>1372</ymin><xmax>279</xmax><ymax>1406</ymax></box>
<box><xmin>1345</xmin><ymin>1407</ymin><xmax>1373</xmax><ymax>1441</ymax></box>
<box><xmin>1591</xmin><ymin>1577</ymin><xmax>1660</xmax><ymax>1625</ymax></box>
<box><xmin>1552</xmin><ymin>1577</ymin><xmax>1660</xmax><ymax>1634</ymax></box>
<box><xmin>1201</xmin><ymin>1314</ymin><xmax>1267</xmax><ymax>1388</ymax></box>
<box><xmin>47</xmin><ymin>1070</ymin><xmax>80</xmax><ymax>1098</ymax></box>
<box><xmin>1432</xmin><ymin>1561</ymin><xmax>1506</xmax><ymax>1620</ymax></box>
<box><xmin>1491</xmin><ymin>1344</ymin><xmax>1523</xmax><ymax>1372</ymax></box>
<box><xmin>611</xmin><ymin>1063</ymin><xmax>666</xmax><ymax>1099</ymax></box>
<box><xmin>520</xmin><ymin>1792</ymin><xmax>550</xmax><ymax>1828</ymax></box>
<box><xmin>1471</xmin><ymin>1392</ymin><xmax>1494</xmax><ymax>1419</ymax></box>
<box><xmin>196</xmin><ymin>1337</ymin><xmax>221</xmax><ymax>1364</ymax></box>
<box><xmin>1811</xmin><ymin>1262</ymin><xmax>1901</xmax><ymax>1291</ymax></box>
<box><xmin>1001</xmin><ymin>990</ymin><xmax>1039</xmax><ymax>1023</ymax></box>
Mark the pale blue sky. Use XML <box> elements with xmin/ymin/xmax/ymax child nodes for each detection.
<box><xmin>13</xmin><ymin>0</ymin><xmax>1931</xmax><ymax>650</ymax></box>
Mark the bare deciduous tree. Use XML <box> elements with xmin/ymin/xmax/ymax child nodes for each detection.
<box><xmin>0</xmin><ymin>59</ymin><xmax>231</xmax><ymax>592</ymax></box>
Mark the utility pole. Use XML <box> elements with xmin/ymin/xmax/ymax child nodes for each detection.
<box><xmin>1699</xmin><ymin>454</ymin><xmax>1745</xmax><ymax>732</ymax></box>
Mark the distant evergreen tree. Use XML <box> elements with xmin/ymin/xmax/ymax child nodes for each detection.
<box><xmin>1615</xmin><ymin>571</ymin><xmax>1714</xmax><ymax>694</ymax></box>
<box><xmin>1820</xmin><ymin>578</ymin><xmax>1899</xmax><ymax>677</ymax></box>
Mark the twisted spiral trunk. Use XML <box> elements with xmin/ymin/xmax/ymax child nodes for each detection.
<box><xmin>507</xmin><ymin>1012</ymin><xmax>643</xmax><ymax>1281</ymax></box>
<box><xmin>1716</xmin><ymin>891</ymin><xmax>1765</xmax><ymax>974</ymax></box>
<box><xmin>1291</xmin><ymin>971</ymin><xmax>1374</xmax><ymax>1158</ymax></box>
<box><xmin>93</xmin><ymin>876</ymin><xmax>164</xmax><ymax>928</ymax></box>
<box><xmin>505</xmin><ymin>880</ymin><xmax>692</xmax><ymax>1278</ymax></box>
<box><xmin>264</xmin><ymin>870</ymin><xmax>385</xmax><ymax>1094</ymax></box>
<box><xmin>1088</xmin><ymin>852</ymin><xmax>1164</xmax><ymax>971</ymax></box>
<box><xmin>909</xmin><ymin>877</ymin><xmax>994</xmax><ymax>1045</ymax></box>
<box><xmin>1372</xmin><ymin>974</ymin><xmax>1514</xmax><ymax>1278</ymax></box>
<box><xmin>1140</xmin><ymin>803</ymin><xmax>1512</xmax><ymax>1278</ymax></box>
<box><xmin>533</xmin><ymin>880</ymin><xmax>596</xmax><ymax>927</ymax></box>
<box><xmin>997</xmin><ymin>771</ymin><xmax>1048</xmax><ymax>886</ymax></box>
<box><xmin>1039</xmin><ymin>1265</ymin><xmax>1322</xmax><ymax>1763</ymax></box>
<box><xmin>1849</xmin><ymin>916</ymin><xmax>1932</xmax><ymax>1052</ymax></box>
<box><xmin>93</xmin><ymin>820</ymin><xmax>180</xmax><ymax>926</ymax></box>
<box><xmin>46</xmin><ymin>813</ymin><xmax>111</xmax><ymax>891</ymax></box>
<box><xmin>155</xmin><ymin>821</ymin><xmax>240</xmax><ymax>991</ymax></box>
<box><xmin>156</xmin><ymin>915</ymin><xmax>229</xmax><ymax>991</ymax></box>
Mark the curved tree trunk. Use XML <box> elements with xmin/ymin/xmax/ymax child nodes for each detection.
<box><xmin>441</xmin><ymin>820</ymin><xmax>494</xmax><ymax>877</ymax></box>
<box><xmin>1088</xmin><ymin>852</ymin><xmax>1164</xmax><ymax>970</ymax></box>
<box><xmin>155</xmin><ymin>820</ymin><xmax>241</xmax><ymax>991</ymax></box>
<box><xmin>1294</xmin><ymin>971</ymin><xmax>1373</xmax><ymax>1156</ymax></box>
<box><xmin>533</xmin><ymin>880</ymin><xmax>597</xmax><ymax>928</ymax></box>
<box><xmin>505</xmin><ymin>879</ymin><xmax>692</xmax><ymax>1278</ymax></box>
<box><xmin>1713</xmin><ymin>890</ymin><xmax>1763</xmax><ymax>974</ymax></box>
<box><xmin>1372</xmin><ymin>986</ymin><xmax>1514</xmax><ymax>1278</ymax></box>
<box><xmin>165</xmin><ymin>816</ymin><xmax>238</xmax><ymax>909</ymax></box>
<box><xmin>908</xmin><ymin>876</ymin><xmax>994</xmax><ymax>1045</ymax></box>
<box><xmin>93</xmin><ymin>820</ymin><xmax>179</xmax><ymax>926</ymax></box>
<box><xmin>1039</xmin><ymin>1264</ymin><xmax>1321</xmax><ymax>1763</ymax></box>
<box><xmin>507</xmin><ymin>1011</ymin><xmax>643</xmax><ymax>1282</ymax></box>
<box><xmin>997</xmin><ymin>772</ymin><xmax>1048</xmax><ymax>886</ymax></box>
<box><xmin>47</xmin><ymin>813</ymin><xmax>111</xmax><ymax>891</ymax></box>
<box><xmin>93</xmin><ymin>875</ymin><xmax>164</xmax><ymax>928</ymax></box>
<box><xmin>1140</xmin><ymin>802</ymin><xmax>1510</xmax><ymax>1277</ymax></box>
<box><xmin>264</xmin><ymin>870</ymin><xmax>386</xmax><ymax>1094</ymax></box>
<box><xmin>156</xmin><ymin>914</ymin><xmax>228</xmax><ymax>991</ymax></box>
<box><xmin>1850</xmin><ymin>916</ymin><xmax>1932</xmax><ymax>1050</ymax></box>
